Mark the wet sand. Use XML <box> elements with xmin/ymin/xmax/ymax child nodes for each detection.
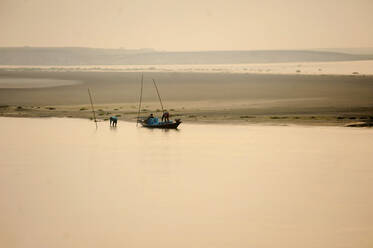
<box><xmin>0</xmin><ymin>78</ymin><xmax>81</xmax><ymax>88</ymax></box>
<box><xmin>0</xmin><ymin>70</ymin><xmax>373</xmax><ymax>125</ymax></box>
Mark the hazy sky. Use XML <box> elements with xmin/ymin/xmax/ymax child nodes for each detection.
<box><xmin>1</xmin><ymin>0</ymin><xmax>373</xmax><ymax>51</ymax></box>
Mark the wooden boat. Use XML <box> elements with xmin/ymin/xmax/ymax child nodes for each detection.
<box><xmin>136</xmin><ymin>75</ymin><xmax>182</xmax><ymax>129</ymax></box>
<box><xmin>138</xmin><ymin>118</ymin><xmax>182</xmax><ymax>129</ymax></box>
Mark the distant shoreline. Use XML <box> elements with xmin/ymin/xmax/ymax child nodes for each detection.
<box><xmin>1</xmin><ymin>47</ymin><xmax>373</xmax><ymax>66</ymax></box>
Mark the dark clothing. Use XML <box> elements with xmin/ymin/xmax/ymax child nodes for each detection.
<box><xmin>162</xmin><ymin>112</ymin><xmax>170</xmax><ymax>122</ymax></box>
<box><xmin>110</xmin><ymin>116</ymin><xmax>118</xmax><ymax>126</ymax></box>
<box><xmin>145</xmin><ymin>114</ymin><xmax>154</xmax><ymax>124</ymax></box>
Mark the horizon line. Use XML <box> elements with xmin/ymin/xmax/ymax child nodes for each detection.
<box><xmin>1</xmin><ymin>46</ymin><xmax>373</xmax><ymax>53</ymax></box>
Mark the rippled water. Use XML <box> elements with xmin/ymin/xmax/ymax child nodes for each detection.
<box><xmin>2</xmin><ymin>60</ymin><xmax>373</xmax><ymax>75</ymax></box>
<box><xmin>1</xmin><ymin>117</ymin><xmax>372</xmax><ymax>248</ymax></box>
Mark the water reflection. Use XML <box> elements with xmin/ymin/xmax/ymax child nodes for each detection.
<box><xmin>109</xmin><ymin>125</ymin><xmax>118</xmax><ymax>131</ymax></box>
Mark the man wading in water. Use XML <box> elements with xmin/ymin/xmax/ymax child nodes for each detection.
<box><xmin>110</xmin><ymin>116</ymin><xmax>118</xmax><ymax>126</ymax></box>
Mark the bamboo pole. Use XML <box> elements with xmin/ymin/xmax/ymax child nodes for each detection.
<box><xmin>136</xmin><ymin>74</ymin><xmax>144</xmax><ymax>126</ymax></box>
<box><xmin>152</xmin><ymin>78</ymin><xmax>164</xmax><ymax>113</ymax></box>
<box><xmin>87</xmin><ymin>88</ymin><xmax>98</xmax><ymax>129</ymax></box>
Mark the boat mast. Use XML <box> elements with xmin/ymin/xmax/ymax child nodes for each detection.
<box><xmin>152</xmin><ymin>78</ymin><xmax>165</xmax><ymax>113</ymax></box>
<box><xmin>136</xmin><ymin>73</ymin><xmax>144</xmax><ymax>126</ymax></box>
<box><xmin>87</xmin><ymin>88</ymin><xmax>98</xmax><ymax>129</ymax></box>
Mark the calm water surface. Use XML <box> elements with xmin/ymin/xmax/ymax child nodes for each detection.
<box><xmin>1</xmin><ymin>117</ymin><xmax>373</xmax><ymax>248</ymax></box>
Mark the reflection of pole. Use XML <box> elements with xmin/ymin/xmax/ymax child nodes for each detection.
<box><xmin>152</xmin><ymin>78</ymin><xmax>164</xmax><ymax>113</ymax></box>
<box><xmin>136</xmin><ymin>74</ymin><xmax>144</xmax><ymax>126</ymax></box>
<box><xmin>88</xmin><ymin>88</ymin><xmax>98</xmax><ymax>129</ymax></box>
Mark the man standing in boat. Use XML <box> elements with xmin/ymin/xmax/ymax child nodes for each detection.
<box><xmin>162</xmin><ymin>111</ymin><xmax>170</xmax><ymax>122</ymax></box>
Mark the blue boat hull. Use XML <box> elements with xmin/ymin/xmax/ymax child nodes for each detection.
<box><xmin>141</xmin><ymin>121</ymin><xmax>181</xmax><ymax>129</ymax></box>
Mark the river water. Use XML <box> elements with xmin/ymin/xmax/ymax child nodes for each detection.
<box><xmin>0</xmin><ymin>117</ymin><xmax>372</xmax><ymax>248</ymax></box>
<box><xmin>2</xmin><ymin>60</ymin><xmax>373</xmax><ymax>75</ymax></box>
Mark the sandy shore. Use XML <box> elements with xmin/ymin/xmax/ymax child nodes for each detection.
<box><xmin>1</xmin><ymin>70</ymin><xmax>373</xmax><ymax>126</ymax></box>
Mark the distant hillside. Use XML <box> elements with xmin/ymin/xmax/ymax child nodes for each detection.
<box><xmin>315</xmin><ymin>47</ymin><xmax>373</xmax><ymax>55</ymax></box>
<box><xmin>0</xmin><ymin>47</ymin><xmax>372</xmax><ymax>65</ymax></box>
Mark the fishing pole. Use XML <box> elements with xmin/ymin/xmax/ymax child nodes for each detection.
<box><xmin>136</xmin><ymin>73</ymin><xmax>144</xmax><ymax>126</ymax></box>
<box><xmin>87</xmin><ymin>88</ymin><xmax>98</xmax><ymax>129</ymax></box>
<box><xmin>152</xmin><ymin>78</ymin><xmax>165</xmax><ymax>113</ymax></box>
